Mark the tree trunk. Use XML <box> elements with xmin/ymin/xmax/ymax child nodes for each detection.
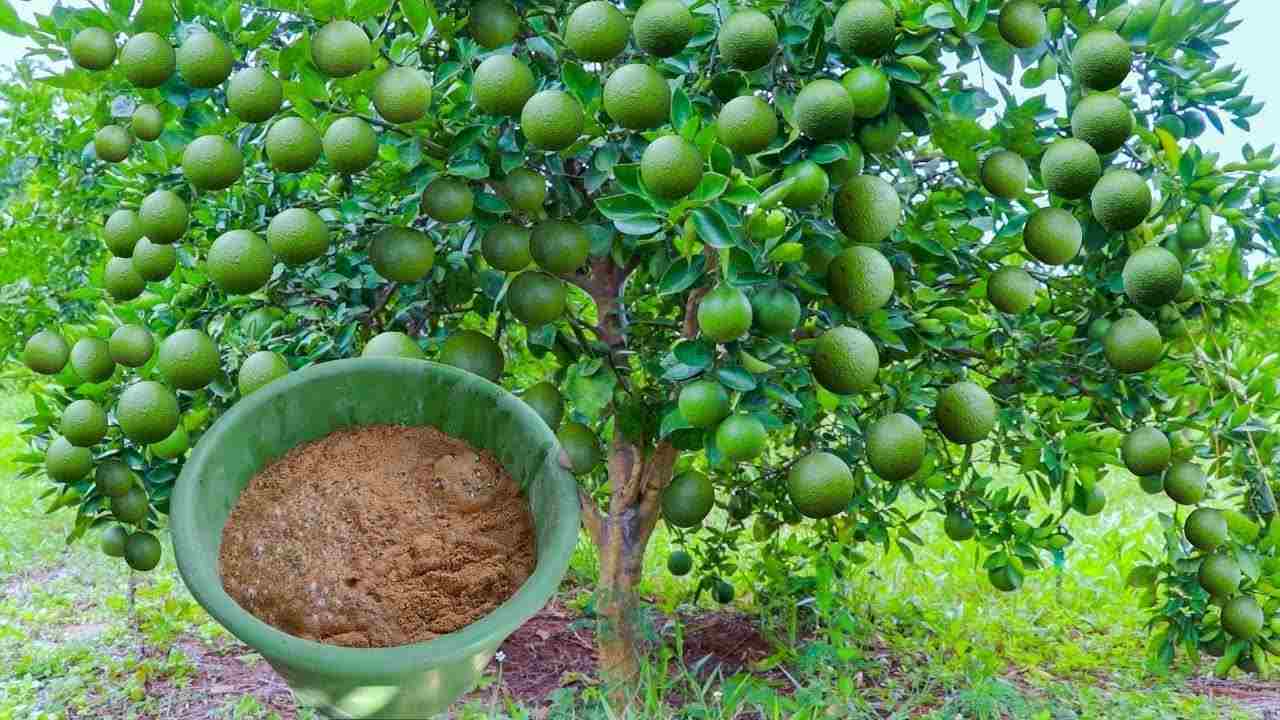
<box><xmin>580</xmin><ymin>435</ymin><xmax>677</xmax><ymax>710</ymax></box>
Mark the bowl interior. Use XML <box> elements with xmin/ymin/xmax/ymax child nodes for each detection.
<box><xmin>171</xmin><ymin>358</ymin><xmax>579</xmax><ymax>683</ymax></box>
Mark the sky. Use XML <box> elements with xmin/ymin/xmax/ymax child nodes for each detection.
<box><xmin>0</xmin><ymin>0</ymin><xmax>1274</xmax><ymax>159</ymax></box>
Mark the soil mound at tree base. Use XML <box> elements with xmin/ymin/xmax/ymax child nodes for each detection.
<box><xmin>218</xmin><ymin>424</ymin><xmax>536</xmax><ymax>648</ymax></box>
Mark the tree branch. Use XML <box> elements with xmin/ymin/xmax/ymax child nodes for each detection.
<box><xmin>578</xmin><ymin>484</ymin><xmax>604</xmax><ymax>548</ymax></box>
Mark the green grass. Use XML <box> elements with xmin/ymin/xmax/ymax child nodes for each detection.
<box><xmin>0</xmin><ymin>384</ymin><xmax>1268</xmax><ymax>719</ymax></box>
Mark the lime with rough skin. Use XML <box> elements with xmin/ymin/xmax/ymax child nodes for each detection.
<box><xmin>1103</xmin><ymin>313</ymin><xmax>1162</xmax><ymax>373</ymax></box>
<box><xmin>1072</xmin><ymin>93</ymin><xmax>1133</xmax><ymax>154</ymax></box>
<box><xmin>24</xmin><ymin>330</ymin><xmax>69</xmax><ymax>375</ymax></box>
<box><xmin>782</xmin><ymin>161</ymin><xmax>830</xmax><ymax>208</ymax></box>
<box><xmin>604</xmin><ymin>64</ymin><xmax>671</xmax><ymax>131</ymax></box>
<box><xmin>46</xmin><ymin>436</ymin><xmax>92</xmax><ymax>482</ymax></box>
<box><xmin>61</xmin><ymin>399</ymin><xmax>107</xmax><ymax>447</ymax></box>
<box><xmin>834</xmin><ymin>175</ymin><xmax>901</xmax><ymax>244</ymax></box>
<box><xmin>182</xmin><ymin>135</ymin><xmax>243</xmax><ymax>191</ymax></box>
<box><xmin>71</xmin><ymin>337</ymin><xmax>115</xmax><ymax>383</ymax></box>
<box><xmin>678</xmin><ymin>379</ymin><xmax>732</xmax><ymax>428</ymax></box>
<box><xmin>139</xmin><ymin>189</ymin><xmax>188</xmax><ymax>244</ymax></box>
<box><xmin>662</xmin><ymin>471</ymin><xmax>715</xmax><ymax>528</ymax></box>
<box><xmin>311</xmin><ymin>20</ymin><xmax>372</xmax><ymax>78</ymax></box>
<box><xmin>131</xmin><ymin>104</ymin><xmax>164</xmax><ymax>141</ymax></box>
<box><xmin>104</xmin><ymin>209</ymin><xmax>144</xmax><ymax>257</ymax></box>
<box><xmin>238</xmin><ymin>351</ymin><xmax>289</xmax><ymax>396</ymax></box>
<box><xmin>858</xmin><ymin>114</ymin><xmax>902</xmax><ymax>155</ymax></box>
<box><xmin>1121</xmin><ymin>426</ymin><xmax>1170</xmax><ymax>476</ymax></box>
<box><xmin>132</xmin><ymin>237</ymin><xmax>176</xmax><ymax>281</ymax></box>
<box><xmin>1222</xmin><ymin>596</ymin><xmax>1264</xmax><ymax>640</ymax></box>
<box><xmin>794</xmin><ymin>79</ymin><xmax>855</xmax><ymax>142</ymax></box>
<box><xmin>1073</xmin><ymin>28</ymin><xmax>1132</xmax><ymax>91</ymax></box>
<box><xmin>373</xmin><ymin>66</ymin><xmax>432</xmax><ymax>124</ymax></box>
<box><xmin>370</xmin><ymin>226</ymin><xmax>435</xmax><ymax>282</ymax></box>
<box><xmin>421</xmin><ymin>177</ymin><xmax>474</xmax><ymax>223</ymax></box>
<box><xmin>558</xmin><ymin>422</ymin><xmax>602</xmax><ymax>475</ymax></box>
<box><xmin>105</xmin><ymin>257</ymin><xmax>145</xmax><ymax>301</ymax></box>
<box><xmin>265</xmin><ymin>117</ymin><xmax>322</xmax><ymax>173</ymax></box>
<box><xmin>94</xmin><ymin>125</ymin><xmax>131</xmax><ymax>163</ymax></box>
<box><xmin>95</xmin><ymin>460</ymin><xmax>135</xmax><ymax>498</ymax></box>
<box><xmin>981</xmin><ymin>150</ymin><xmax>1028</xmax><ymax>199</ymax></box>
<box><xmin>715</xmin><ymin>414</ymin><xmax>767</xmax><ymax>462</ymax></box>
<box><xmin>267</xmin><ymin>208</ymin><xmax>329</xmax><ymax>266</ymax></box>
<box><xmin>750</xmin><ymin>286</ymin><xmax>802</xmax><ymax>336</ymax></box>
<box><xmin>117</xmin><ymin>380</ymin><xmax>180</xmax><ymax>444</ymax></box>
<box><xmin>207</xmin><ymin>230</ymin><xmax>273</xmax><ymax>295</ymax></box>
<box><xmin>811</xmin><ymin>325</ymin><xmax>879</xmax><ymax>395</ymax></box>
<box><xmin>934</xmin><ymin>381</ymin><xmax>996</xmax><ymax>445</ymax></box>
<box><xmin>506</xmin><ymin>271</ymin><xmax>567</xmax><ymax>326</ymax></box>
<box><xmin>1123</xmin><ymin>246</ymin><xmax>1183</xmax><ymax>307</ymax></box>
<box><xmin>842</xmin><ymin>66</ymin><xmax>891</xmax><ymax>119</ymax></box>
<box><xmin>1024</xmin><ymin>207</ymin><xmax>1083</xmax><ymax>266</ymax></box>
<box><xmin>998</xmin><ymin>0</ymin><xmax>1047</xmax><ymax>48</ymax></box>
<box><xmin>120</xmin><ymin>32</ymin><xmax>175</xmax><ymax>88</ymax></box>
<box><xmin>866</xmin><ymin>412</ymin><xmax>926</xmax><ymax>481</ymax></box>
<box><xmin>835</xmin><ymin>0</ymin><xmax>896</xmax><ymax>57</ymax></box>
<box><xmin>530</xmin><ymin>220</ymin><xmax>589</xmax><ymax>275</ymax></box>
<box><xmin>564</xmin><ymin>1</ymin><xmax>629</xmax><ymax>62</ymax></box>
<box><xmin>227</xmin><ymin>68</ymin><xmax>283</xmax><ymax>123</ymax></box>
<box><xmin>697</xmin><ymin>285</ymin><xmax>753</xmax><ymax>343</ymax></box>
<box><xmin>125</xmin><ymin>531</ymin><xmax>162</xmax><ymax>571</ymax></box>
<box><xmin>158</xmin><ymin>329</ymin><xmax>220</xmax><ymax>390</ymax></box>
<box><xmin>987</xmin><ymin>266</ymin><xmax>1037</xmax><ymax>314</ymax></box>
<box><xmin>787</xmin><ymin>451</ymin><xmax>854</xmax><ymax>519</ymax></box>
<box><xmin>439</xmin><ymin>330</ymin><xmax>504</xmax><ymax>382</ymax></box>
<box><xmin>473</xmin><ymin>55</ymin><xmax>536</xmax><ymax>117</ymax></box>
<box><xmin>111</xmin><ymin>485</ymin><xmax>150</xmax><ymax>524</ymax></box>
<box><xmin>633</xmin><ymin>0</ymin><xmax>695</xmax><ymax>58</ymax></box>
<box><xmin>641</xmin><ymin>135</ymin><xmax>704</xmax><ymax>200</ymax></box>
<box><xmin>827</xmin><ymin>244</ymin><xmax>893</xmax><ymax>316</ymax></box>
<box><xmin>1041</xmin><ymin>138</ymin><xmax>1101</xmax><ymax>200</ymax></box>
<box><xmin>469</xmin><ymin>0</ymin><xmax>520</xmax><ymax>49</ymax></box>
<box><xmin>362</xmin><ymin>331</ymin><xmax>426</xmax><ymax>359</ymax></box>
<box><xmin>176</xmin><ymin>31</ymin><xmax>233</xmax><ymax>88</ymax></box>
<box><xmin>520</xmin><ymin>90</ymin><xmax>585</xmax><ymax>151</ymax></box>
<box><xmin>1185</xmin><ymin>507</ymin><xmax>1228</xmax><ymax>551</ymax></box>
<box><xmin>70</xmin><ymin>27</ymin><xmax>116</xmax><ymax>70</ymax></box>
<box><xmin>1163</xmin><ymin>462</ymin><xmax>1208</xmax><ymax>505</ymax></box>
<box><xmin>323</xmin><ymin>116</ymin><xmax>377</xmax><ymax>174</ymax></box>
<box><xmin>717</xmin><ymin>9</ymin><xmax>778</xmax><ymax>71</ymax></box>
<box><xmin>522</xmin><ymin>382</ymin><xmax>564</xmax><ymax>431</ymax></box>
<box><xmin>109</xmin><ymin>325</ymin><xmax>154</xmax><ymax>368</ymax></box>
<box><xmin>502</xmin><ymin>168</ymin><xmax>547</xmax><ymax>213</ymax></box>
<box><xmin>717</xmin><ymin>95</ymin><xmax>778</xmax><ymax>155</ymax></box>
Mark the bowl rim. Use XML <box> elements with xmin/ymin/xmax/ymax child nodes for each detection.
<box><xmin>171</xmin><ymin>357</ymin><xmax>580</xmax><ymax>676</ymax></box>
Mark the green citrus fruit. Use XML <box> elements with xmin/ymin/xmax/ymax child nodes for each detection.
<box><xmin>717</xmin><ymin>9</ymin><xmax>778</xmax><ymax>71</ymax></box>
<box><xmin>565</xmin><ymin>1</ymin><xmax>629</xmax><ymax>61</ymax></box>
<box><xmin>1177</xmin><ymin>208</ymin><xmax>1211</xmax><ymax>249</ymax></box>
<box><xmin>1073</xmin><ymin>28</ymin><xmax>1132</xmax><ymax>91</ymax></box>
<box><xmin>667</xmin><ymin>549</ymin><xmax>693</xmax><ymax>576</ymax></box>
<box><xmin>679</xmin><ymin>379</ymin><xmax>732</xmax><ymax>428</ymax></box>
<box><xmin>1176</xmin><ymin>275</ymin><xmax>1200</xmax><ymax>304</ymax></box>
<box><xmin>633</xmin><ymin>0</ymin><xmax>695</xmax><ymax>58</ymax></box>
<box><xmin>94</xmin><ymin>125</ymin><xmax>131</xmax><ymax>162</ymax></box>
<box><xmin>750</xmin><ymin>286</ymin><xmax>802</xmax><ymax>336</ymax></box>
<box><xmin>1024</xmin><ymin>207</ymin><xmax>1082</xmax><ymax>265</ymax></box>
<box><xmin>111</xmin><ymin>485</ymin><xmax>149</xmax><ymax>524</ymax></box>
<box><xmin>266</xmin><ymin>208</ymin><xmax>329</xmax><ymax>265</ymax></box>
<box><xmin>238</xmin><ymin>350</ymin><xmax>289</xmax><ymax>396</ymax></box>
<box><xmin>559</xmin><ymin>421</ymin><xmax>602</xmax><ymax>474</ymax></box>
<box><xmin>748</xmin><ymin>209</ymin><xmax>787</xmax><ymax>241</ymax></box>
<box><xmin>61</xmin><ymin>399</ymin><xmax>107</xmax><ymax>447</ymax></box>
<box><xmin>788</xmin><ymin>451</ymin><xmax>854</xmax><ymax>519</ymax></box>
<box><xmin>1092</xmin><ymin>169</ymin><xmax>1151</xmax><ymax>232</ymax></box>
<box><xmin>46</xmin><ymin>436</ymin><xmax>92</xmax><ymax>482</ymax></box>
<box><xmin>150</xmin><ymin>424</ymin><xmax>189</xmax><ymax>459</ymax></box>
<box><xmin>421</xmin><ymin>177</ymin><xmax>473</xmax><ymax>223</ymax></box>
<box><xmin>662</xmin><ymin>471</ymin><xmax>716</xmax><ymax>527</ymax></box>
<box><xmin>109</xmin><ymin>325</ymin><xmax>154</xmax><ymax>367</ymax></box>
<box><xmin>866</xmin><ymin>412</ymin><xmax>925</xmax><ymax>481</ymax></box>
<box><xmin>473</xmin><ymin>54</ymin><xmax>536</xmax><ymax>116</ymax></box>
<box><xmin>1121</xmin><ymin>425</ymin><xmax>1170</xmax><ymax>476</ymax></box>
<box><xmin>24</xmin><ymin>330</ymin><xmax>69</xmax><ymax>375</ymax></box>
<box><xmin>132</xmin><ymin>237</ymin><xmax>176</xmax><ymax>281</ymax></box>
<box><xmin>70</xmin><ymin>27</ymin><xmax>116</xmax><ymax>70</ymax></box>
<box><xmin>439</xmin><ymin>330</ymin><xmax>504</xmax><ymax>382</ymax></box>
<box><xmin>131</xmin><ymin>104</ymin><xmax>164</xmax><ymax>141</ymax></box>
<box><xmin>124</xmin><ymin>531</ymin><xmax>162</xmax><ymax>571</ymax></box>
<box><xmin>858</xmin><ymin>113</ymin><xmax>901</xmax><ymax>154</ymax></box>
<box><xmin>1197</xmin><ymin>553</ymin><xmax>1241</xmax><ymax>597</ymax></box>
<box><xmin>697</xmin><ymin>284</ymin><xmax>753</xmax><ymax>343</ymax></box>
<box><xmin>502</xmin><ymin>168</ymin><xmax>546</xmax><ymax>213</ymax></box>
<box><xmin>1222</xmin><ymin>596</ymin><xmax>1264</xmax><ymax>640</ymax></box>
<box><xmin>120</xmin><ymin>32</ymin><xmax>175</xmax><ymax>88</ymax></box>
<box><xmin>95</xmin><ymin>459</ymin><xmax>135</xmax><ymax>497</ymax></box>
<box><xmin>469</xmin><ymin>0</ymin><xmax>520</xmax><ymax>49</ymax></box>
<box><xmin>1123</xmin><ymin>246</ymin><xmax>1183</xmax><ymax>307</ymax></box>
<box><xmin>311</xmin><ymin>20</ymin><xmax>372</xmax><ymax>77</ymax></box>
<box><xmin>207</xmin><ymin>230</ymin><xmax>273</xmax><ymax>294</ymax></box>
<box><xmin>1087</xmin><ymin>317</ymin><xmax>1112</xmax><ymax>343</ymax></box>
<box><xmin>998</xmin><ymin>0</ymin><xmax>1047</xmax><ymax>48</ymax></box>
<box><xmin>987</xmin><ymin>266</ymin><xmax>1037</xmax><ymax>314</ymax></box>
<box><xmin>716</xmin><ymin>413</ymin><xmax>767</xmax><ymax>462</ymax></box>
<box><xmin>834</xmin><ymin>0</ymin><xmax>896</xmax><ymax>58</ymax></box>
<box><xmin>826</xmin><ymin>145</ymin><xmax>866</xmax><ymax>186</ymax></box>
<box><xmin>604</xmin><ymin>64</ymin><xmax>671</xmax><ymax>131</ymax></box>
<box><xmin>373</xmin><ymin>66</ymin><xmax>432</xmax><ymax>124</ymax></box>
<box><xmin>1103</xmin><ymin>313</ymin><xmax>1162</xmax><ymax>373</ymax></box>
<box><xmin>530</xmin><ymin>220</ymin><xmax>589</xmax><ymax>275</ymax></box>
<box><xmin>1185</xmin><ymin>507</ymin><xmax>1228</xmax><ymax>551</ymax></box>
<box><xmin>713</xmin><ymin>580</ymin><xmax>735</xmax><ymax>604</ymax></box>
<box><xmin>157</xmin><ymin>329</ymin><xmax>220</xmax><ymax>390</ymax></box>
<box><xmin>176</xmin><ymin>31</ymin><xmax>232</xmax><ymax>88</ymax></box>
<box><xmin>105</xmin><ymin>256</ymin><xmax>145</xmax><ymax>301</ymax></box>
<box><xmin>101</xmin><ymin>525</ymin><xmax>129</xmax><ymax>558</ymax></box>
<box><xmin>482</xmin><ymin>224</ymin><xmax>533</xmax><ymax>271</ymax></box>
<box><xmin>507</xmin><ymin>271</ymin><xmax>566</xmax><ymax>326</ymax></box>
<box><xmin>139</xmin><ymin>189</ymin><xmax>187</xmax><ymax>244</ymax></box>
<box><xmin>323</xmin><ymin>116</ymin><xmax>377</xmax><ymax>174</ymax></box>
<box><xmin>1040</xmin><ymin>138</ymin><xmax>1101</xmax><ymax>200</ymax></box>
<box><xmin>71</xmin><ymin>337</ymin><xmax>115</xmax><ymax>383</ymax></box>
<box><xmin>945</xmin><ymin>510</ymin><xmax>976</xmax><ymax>541</ymax></box>
<box><xmin>1076</xmin><ymin>483</ymin><xmax>1106</xmax><ymax>516</ymax></box>
<box><xmin>520</xmin><ymin>90</ymin><xmax>585</xmax><ymax>151</ymax></box>
<box><xmin>641</xmin><ymin>134</ymin><xmax>704</xmax><ymax>200</ymax></box>
<box><xmin>834</xmin><ymin>175</ymin><xmax>901</xmax><ymax>243</ymax></box>
<box><xmin>827</xmin><ymin>244</ymin><xmax>893</xmax><ymax>315</ymax></box>
<box><xmin>988</xmin><ymin>564</ymin><xmax>1023</xmax><ymax>592</ymax></box>
<box><xmin>782</xmin><ymin>161</ymin><xmax>830</xmax><ymax>208</ymax></box>
<box><xmin>104</xmin><ymin>209</ymin><xmax>144</xmax><ymax>257</ymax></box>
<box><xmin>265</xmin><ymin>116</ymin><xmax>322</xmax><ymax>172</ymax></box>
<box><xmin>362</xmin><ymin>331</ymin><xmax>426</xmax><ymax>359</ymax></box>
<box><xmin>794</xmin><ymin>79</ymin><xmax>855</xmax><ymax>141</ymax></box>
<box><xmin>182</xmin><ymin>135</ymin><xmax>243</xmax><ymax>190</ymax></box>
<box><xmin>117</xmin><ymin>380</ymin><xmax>181</xmax><ymax>444</ymax></box>
<box><xmin>1138</xmin><ymin>473</ymin><xmax>1164</xmax><ymax>495</ymax></box>
<box><xmin>1072</xmin><ymin>93</ymin><xmax>1133</xmax><ymax>154</ymax></box>
<box><xmin>716</xmin><ymin>95</ymin><xmax>778</xmax><ymax>155</ymax></box>
<box><xmin>842</xmin><ymin>65</ymin><xmax>891</xmax><ymax>118</ymax></box>
<box><xmin>370</xmin><ymin>226</ymin><xmax>434</xmax><ymax>282</ymax></box>
<box><xmin>522</xmin><ymin>382</ymin><xmax>564</xmax><ymax>430</ymax></box>
<box><xmin>1164</xmin><ymin>462</ymin><xmax>1208</xmax><ymax>505</ymax></box>
<box><xmin>935</xmin><ymin>381</ymin><xmax>996</xmax><ymax>445</ymax></box>
<box><xmin>226</xmin><ymin>67</ymin><xmax>282</xmax><ymax>123</ymax></box>
<box><xmin>981</xmin><ymin>150</ymin><xmax>1028</xmax><ymax>199</ymax></box>
<box><xmin>811</xmin><ymin>325</ymin><xmax>879</xmax><ymax>395</ymax></box>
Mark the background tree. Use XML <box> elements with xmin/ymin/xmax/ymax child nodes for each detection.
<box><xmin>2</xmin><ymin>0</ymin><xmax>1279</xmax><ymax>705</ymax></box>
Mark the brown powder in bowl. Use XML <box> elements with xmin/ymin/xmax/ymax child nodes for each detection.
<box><xmin>218</xmin><ymin>424</ymin><xmax>537</xmax><ymax>648</ymax></box>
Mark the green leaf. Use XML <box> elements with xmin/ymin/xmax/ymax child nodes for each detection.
<box><xmin>716</xmin><ymin>366</ymin><xmax>757</xmax><ymax>392</ymax></box>
<box><xmin>671</xmin><ymin>85</ymin><xmax>692</xmax><ymax>129</ymax></box>
<box><xmin>0</xmin><ymin>0</ymin><xmax>28</xmax><ymax>36</ymax></box>
<box><xmin>924</xmin><ymin>3</ymin><xmax>955</xmax><ymax>29</ymax></box>
<box><xmin>658</xmin><ymin>255</ymin><xmax>706</xmax><ymax>296</ymax></box>
<box><xmin>401</xmin><ymin>0</ymin><xmax>428</xmax><ymax>37</ymax></box>
<box><xmin>691</xmin><ymin>207</ymin><xmax>737</xmax><ymax>249</ymax></box>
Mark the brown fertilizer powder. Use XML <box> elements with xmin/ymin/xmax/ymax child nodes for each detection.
<box><xmin>218</xmin><ymin>425</ymin><xmax>537</xmax><ymax>648</ymax></box>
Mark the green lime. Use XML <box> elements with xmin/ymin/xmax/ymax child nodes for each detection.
<box><xmin>667</xmin><ymin>549</ymin><xmax>693</xmax><ymax>576</ymax></box>
<box><xmin>842</xmin><ymin>65</ymin><xmax>891</xmax><ymax>118</ymax></box>
<box><xmin>138</xmin><ymin>189</ymin><xmax>188</xmax><ymax>244</ymax></box>
<box><xmin>46</xmin><ymin>436</ymin><xmax>93</xmax><ymax>482</ymax></box>
<box><xmin>265</xmin><ymin>117</ymin><xmax>322</xmax><ymax>172</ymax></box>
<box><xmin>507</xmin><ymin>271</ymin><xmax>566</xmax><ymax>326</ymax></box>
<box><xmin>521</xmin><ymin>382</ymin><xmax>564</xmax><ymax>430</ymax></box>
<box><xmin>1121</xmin><ymin>425</ymin><xmax>1170</xmax><ymax>476</ymax></box>
<box><xmin>1163</xmin><ymin>462</ymin><xmax>1208</xmax><ymax>505</ymax></box>
<box><xmin>109</xmin><ymin>325</ymin><xmax>154</xmax><ymax>367</ymax></box>
<box><xmin>716</xmin><ymin>414</ymin><xmax>767</xmax><ymax>462</ymax></box>
<box><xmin>564</xmin><ymin>1</ymin><xmax>629</xmax><ymax>62</ymax></box>
<box><xmin>988</xmin><ymin>564</ymin><xmax>1023</xmax><ymax>592</ymax></box>
<box><xmin>866</xmin><ymin>412</ymin><xmax>925</xmax><ymax>481</ymax></box>
<box><xmin>633</xmin><ymin>0</ymin><xmax>695</xmax><ymax>58</ymax></box>
<box><xmin>987</xmin><ymin>266</ymin><xmax>1037</xmax><ymax>314</ymax></box>
<box><xmin>117</xmin><ymin>380</ymin><xmax>181</xmax><ymax>443</ymax></box>
<box><xmin>520</xmin><ymin>90</ymin><xmax>585</xmax><ymax>151</ymax></box>
<box><xmin>782</xmin><ymin>161</ymin><xmax>830</xmax><ymax>208</ymax></box>
<box><xmin>323</xmin><ymin>116</ymin><xmax>377</xmax><ymax>174</ymax></box>
<box><xmin>439</xmin><ymin>330</ymin><xmax>504</xmax><ymax>381</ymax></box>
<box><xmin>662</xmin><ymin>471</ymin><xmax>715</xmax><ymax>527</ymax></box>
<box><xmin>641</xmin><ymin>135</ymin><xmax>704</xmax><ymax>200</ymax></box>
<box><xmin>1222</xmin><ymin>596</ymin><xmax>1264</xmax><ymax>640</ymax></box>
<box><xmin>716</xmin><ymin>95</ymin><xmax>778</xmax><ymax>155</ymax></box>
<box><xmin>70</xmin><ymin>27</ymin><xmax>116</xmax><ymax>71</ymax></box>
<box><xmin>935</xmin><ymin>381</ymin><xmax>996</xmax><ymax>445</ymax></box>
<box><xmin>1185</xmin><ymin>507</ymin><xmax>1228</xmax><ymax>551</ymax></box>
<box><xmin>1072</xmin><ymin>93</ymin><xmax>1133</xmax><ymax>154</ymax></box>
<box><xmin>945</xmin><ymin>510</ymin><xmax>976</xmax><ymax>541</ymax></box>
<box><xmin>71</xmin><ymin>337</ymin><xmax>115</xmax><ymax>383</ymax></box>
<box><xmin>362</xmin><ymin>331</ymin><xmax>426</xmax><ymax>359</ymax></box>
<box><xmin>530</xmin><ymin>220</ymin><xmax>589</xmax><ymax>275</ymax></box>
<box><xmin>227</xmin><ymin>67</ymin><xmax>282</xmax><ymax>123</ymax></box>
<box><xmin>697</xmin><ymin>284</ymin><xmax>753</xmax><ymax>343</ymax></box>
<box><xmin>267</xmin><ymin>208</ymin><xmax>329</xmax><ymax>265</ymax></box>
<box><xmin>473</xmin><ymin>54</ymin><xmax>536</xmax><ymax>116</ymax></box>
<box><xmin>981</xmin><ymin>150</ymin><xmax>1028</xmax><ymax>199</ymax></box>
<box><xmin>120</xmin><ymin>32</ymin><xmax>175</xmax><ymax>88</ymax></box>
<box><xmin>157</xmin><ymin>329</ymin><xmax>220</xmax><ymax>390</ymax></box>
<box><xmin>834</xmin><ymin>0</ymin><xmax>896</xmax><ymax>58</ymax></box>
<box><xmin>132</xmin><ymin>238</ymin><xmax>176</xmax><ymax>281</ymax></box>
<box><xmin>750</xmin><ymin>286</ymin><xmax>802</xmax><ymax>336</ymax></box>
<box><xmin>1073</xmin><ymin>28</ymin><xmax>1131</xmax><ymax>91</ymax></box>
<box><xmin>311</xmin><ymin>20</ymin><xmax>372</xmax><ymax>78</ymax></box>
<box><xmin>94</xmin><ymin>125</ymin><xmax>131</xmax><ymax>163</ymax></box>
<box><xmin>421</xmin><ymin>177</ymin><xmax>474</xmax><ymax>223</ymax></box>
<box><xmin>811</xmin><ymin>325</ymin><xmax>879</xmax><ymax>395</ymax></box>
<box><xmin>788</xmin><ymin>451</ymin><xmax>854</xmax><ymax>519</ymax></box>
<box><xmin>24</xmin><ymin>330</ymin><xmax>70</xmax><ymax>375</ymax></box>
<box><xmin>1103</xmin><ymin>313</ymin><xmax>1162</xmax><ymax>373</ymax></box>
<box><xmin>1024</xmin><ymin>207</ymin><xmax>1083</xmax><ymax>266</ymax></box>
<box><xmin>482</xmin><ymin>224</ymin><xmax>533</xmax><ymax>271</ymax></box>
<box><xmin>150</xmin><ymin>425</ymin><xmax>189</xmax><ymax>460</ymax></box>
<box><xmin>207</xmin><ymin>230</ymin><xmax>273</xmax><ymax>294</ymax></box>
<box><xmin>373</xmin><ymin>66</ymin><xmax>432</xmax><ymax>124</ymax></box>
<box><xmin>1040</xmin><ymin>138</ymin><xmax>1101</xmax><ymax>200</ymax></box>
<box><xmin>111</xmin><ymin>485</ymin><xmax>150</xmax><ymax>524</ymax></box>
<box><xmin>61</xmin><ymin>399</ymin><xmax>107</xmax><ymax>447</ymax></box>
<box><xmin>833</xmin><ymin>175</ymin><xmax>901</xmax><ymax>243</ymax></box>
<box><xmin>95</xmin><ymin>459</ymin><xmax>135</xmax><ymax>497</ymax></box>
<box><xmin>678</xmin><ymin>379</ymin><xmax>731</xmax><ymax>428</ymax></box>
<box><xmin>131</xmin><ymin>104</ymin><xmax>164</xmax><ymax>141</ymax></box>
<box><xmin>717</xmin><ymin>9</ymin><xmax>778</xmax><ymax>71</ymax></box>
<box><xmin>603</xmin><ymin>64</ymin><xmax>671</xmax><ymax>131</ymax></box>
<box><xmin>182</xmin><ymin>135</ymin><xmax>243</xmax><ymax>190</ymax></box>
<box><xmin>105</xmin><ymin>256</ymin><xmax>145</xmax><ymax>301</ymax></box>
<box><xmin>559</xmin><ymin>422</ymin><xmax>602</xmax><ymax>474</ymax></box>
<box><xmin>176</xmin><ymin>31</ymin><xmax>232</xmax><ymax>88</ymax></box>
<box><xmin>101</xmin><ymin>525</ymin><xmax>129</xmax><ymax>558</ymax></box>
<box><xmin>1123</xmin><ymin>246</ymin><xmax>1183</xmax><ymax>307</ymax></box>
<box><xmin>469</xmin><ymin>0</ymin><xmax>520</xmax><ymax>49</ymax></box>
<box><xmin>827</xmin><ymin>244</ymin><xmax>894</xmax><ymax>315</ymax></box>
<box><xmin>104</xmin><ymin>209</ymin><xmax>144</xmax><ymax>257</ymax></box>
<box><xmin>502</xmin><ymin>168</ymin><xmax>547</xmax><ymax>213</ymax></box>
<box><xmin>124</xmin><ymin>531</ymin><xmax>162</xmax><ymax>571</ymax></box>
<box><xmin>795</xmin><ymin>79</ymin><xmax>855</xmax><ymax>141</ymax></box>
<box><xmin>370</xmin><ymin>226</ymin><xmax>435</xmax><ymax>282</ymax></box>
<box><xmin>998</xmin><ymin>0</ymin><xmax>1047</xmax><ymax>48</ymax></box>
<box><xmin>238</xmin><ymin>350</ymin><xmax>289</xmax><ymax>396</ymax></box>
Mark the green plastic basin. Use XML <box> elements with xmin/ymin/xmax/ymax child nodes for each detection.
<box><xmin>172</xmin><ymin>358</ymin><xmax>579</xmax><ymax>718</ymax></box>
